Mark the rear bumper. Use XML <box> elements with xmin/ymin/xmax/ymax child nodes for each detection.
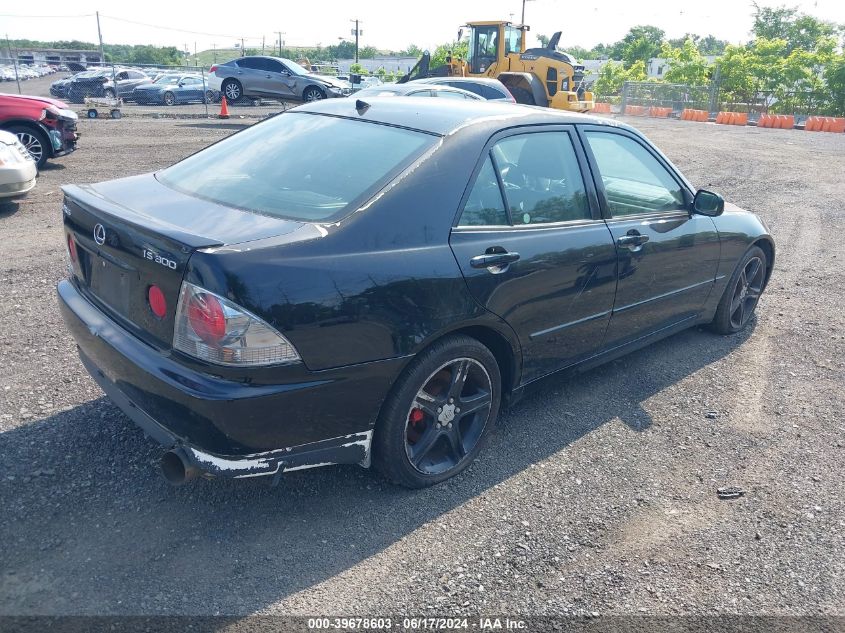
<box><xmin>57</xmin><ymin>279</ymin><xmax>405</xmax><ymax>477</ymax></box>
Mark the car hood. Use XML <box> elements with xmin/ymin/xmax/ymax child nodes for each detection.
<box><xmin>305</xmin><ymin>74</ymin><xmax>348</xmax><ymax>89</ymax></box>
<box><xmin>0</xmin><ymin>93</ymin><xmax>70</xmax><ymax>109</ymax></box>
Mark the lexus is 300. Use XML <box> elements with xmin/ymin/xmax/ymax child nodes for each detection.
<box><xmin>58</xmin><ymin>98</ymin><xmax>774</xmax><ymax>488</ymax></box>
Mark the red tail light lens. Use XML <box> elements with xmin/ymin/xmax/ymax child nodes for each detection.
<box><xmin>148</xmin><ymin>285</ymin><xmax>167</xmax><ymax>319</ymax></box>
<box><xmin>67</xmin><ymin>234</ymin><xmax>78</xmax><ymax>263</ymax></box>
<box><xmin>209</xmin><ymin>65</ymin><xmax>218</xmax><ymax>73</ymax></box>
<box><xmin>186</xmin><ymin>291</ymin><xmax>226</xmax><ymax>344</ymax></box>
<box><xmin>173</xmin><ymin>282</ymin><xmax>301</xmax><ymax>366</ymax></box>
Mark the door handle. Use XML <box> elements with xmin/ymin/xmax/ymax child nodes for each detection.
<box><xmin>470</xmin><ymin>252</ymin><xmax>520</xmax><ymax>269</ymax></box>
<box><xmin>616</xmin><ymin>232</ymin><xmax>650</xmax><ymax>248</ymax></box>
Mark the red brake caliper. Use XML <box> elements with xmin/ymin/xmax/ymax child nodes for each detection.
<box><xmin>407</xmin><ymin>408</ymin><xmax>425</xmax><ymax>443</ymax></box>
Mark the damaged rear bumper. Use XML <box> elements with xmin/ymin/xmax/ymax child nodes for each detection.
<box><xmin>82</xmin><ymin>349</ymin><xmax>373</xmax><ymax>479</ymax></box>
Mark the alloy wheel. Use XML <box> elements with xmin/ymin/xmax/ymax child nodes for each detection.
<box><xmin>404</xmin><ymin>358</ymin><xmax>493</xmax><ymax>475</ymax></box>
<box><xmin>224</xmin><ymin>82</ymin><xmax>240</xmax><ymax>101</ymax></box>
<box><xmin>729</xmin><ymin>256</ymin><xmax>764</xmax><ymax>329</ymax></box>
<box><xmin>16</xmin><ymin>132</ymin><xmax>44</xmax><ymax>165</ymax></box>
<box><xmin>304</xmin><ymin>88</ymin><xmax>324</xmax><ymax>101</ymax></box>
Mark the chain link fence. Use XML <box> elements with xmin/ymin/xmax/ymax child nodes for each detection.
<box><xmin>615</xmin><ymin>79</ymin><xmax>844</xmax><ymax>119</ymax></box>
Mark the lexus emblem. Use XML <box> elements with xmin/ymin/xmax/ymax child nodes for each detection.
<box><xmin>93</xmin><ymin>223</ymin><xmax>106</xmax><ymax>245</ymax></box>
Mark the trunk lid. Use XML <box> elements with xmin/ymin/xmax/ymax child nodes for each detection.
<box><xmin>62</xmin><ymin>173</ymin><xmax>308</xmax><ymax>349</ymax></box>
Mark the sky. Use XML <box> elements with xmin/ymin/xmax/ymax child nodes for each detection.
<box><xmin>2</xmin><ymin>0</ymin><xmax>844</xmax><ymax>55</ymax></box>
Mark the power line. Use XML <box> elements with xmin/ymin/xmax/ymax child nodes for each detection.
<box><xmin>98</xmin><ymin>13</ymin><xmax>259</xmax><ymax>40</ymax></box>
<box><xmin>0</xmin><ymin>13</ymin><xmax>94</xmax><ymax>18</ymax></box>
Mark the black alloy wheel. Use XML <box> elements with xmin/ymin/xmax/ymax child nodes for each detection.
<box><xmin>711</xmin><ymin>245</ymin><xmax>767</xmax><ymax>334</ymax></box>
<box><xmin>374</xmin><ymin>335</ymin><xmax>501</xmax><ymax>488</ymax></box>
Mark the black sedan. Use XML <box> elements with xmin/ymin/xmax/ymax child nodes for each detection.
<box><xmin>57</xmin><ymin>98</ymin><xmax>774</xmax><ymax>488</ymax></box>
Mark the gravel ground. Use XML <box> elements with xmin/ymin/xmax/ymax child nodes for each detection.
<box><xmin>0</xmin><ymin>96</ymin><xmax>843</xmax><ymax>619</ymax></box>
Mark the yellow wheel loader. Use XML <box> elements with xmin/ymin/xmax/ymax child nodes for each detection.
<box><xmin>398</xmin><ymin>21</ymin><xmax>594</xmax><ymax>113</ymax></box>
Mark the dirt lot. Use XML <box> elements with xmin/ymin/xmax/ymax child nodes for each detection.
<box><xmin>0</xmin><ymin>103</ymin><xmax>843</xmax><ymax>620</ymax></box>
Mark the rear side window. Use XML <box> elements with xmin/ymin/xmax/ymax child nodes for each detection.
<box><xmin>458</xmin><ymin>157</ymin><xmax>508</xmax><ymax>226</ymax></box>
<box><xmin>492</xmin><ymin>132</ymin><xmax>590</xmax><ymax>224</ymax></box>
<box><xmin>158</xmin><ymin>113</ymin><xmax>435</xmax><ymax>222</ymax></box>
<box><xmin>481</xmin><ymin>85</ymin><xmax>507</xmax><ymax>99</ymax></box>
<box><xmin>452</xmin><ymin>82</ymin><xmax>484</xmax><ymax>97</ymax></box>
<box><xmin>237</xmin><ymin>58</ymin><xmax>265</xmax><ymax>70</ymax></box>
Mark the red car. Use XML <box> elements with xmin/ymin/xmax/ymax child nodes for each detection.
<box><xmin>0</xmin><ymin>93</ymin><xmax>78</xmax><ymax>168</ymax></box>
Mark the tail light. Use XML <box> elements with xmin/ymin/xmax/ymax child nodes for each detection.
<box><xmin>173</xmin><ymin>281</ymin><xmax>300</xmax><ymax>367</ymax></box>
<box><xmin>209</xmin><ymin>65</ymin><xmax>218</xmax><ymax>73</ymax></box>
<box><xmin>67</xmin><ymin>234</ymin><xmax>78</xmax><ymax>263</ymax></box>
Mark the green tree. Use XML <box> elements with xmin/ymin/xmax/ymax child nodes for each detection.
<box><xmin>660</xmin><ymin>39</ymin><xmax>710</xmax><ymax>85</ymax></box>
<box><xmin>431</xmin><ymin>40</ymin><xmax>469</xmax><ymax>69</ymax></box>
<box><xmin>594</xmin><ymin>59</ymin><xmax>647</xmax><ymax>96</ymax></box>
<box><xmin>752</xmin><ymin>3</ymin><xmax>839</xmax><ymax>54</ymax></box>
<box><xmin>609</xmin><ymin>25</ymin><xmax>665</xmax><ymax>67</ymax></box>
<box><xmin>401</xmin><ymin>44</ymin><xmax>423</xmax><ymax>57</ymax></box>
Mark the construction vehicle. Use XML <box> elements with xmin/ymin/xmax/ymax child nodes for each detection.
<box><xmin>398</xmin><ymin>21</ymin><xmax>594</xmax><ymax>112</ymax></box>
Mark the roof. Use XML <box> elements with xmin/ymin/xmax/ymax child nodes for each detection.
<box><xmin>295</xmin><ymin>97</ymin><xmax>620</xmax><ymax>136</ymax></box>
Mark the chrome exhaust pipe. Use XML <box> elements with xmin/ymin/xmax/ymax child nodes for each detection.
<box><xmin>160</xmin><ymin>448</ymin><xmax>200</xmax><ymax>486</ymax></box>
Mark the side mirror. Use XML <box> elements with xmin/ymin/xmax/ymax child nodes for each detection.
<box><xmin>692</xmin><ymin>189</ymin><xmax>724</xmax><ymax>217</ymax></box>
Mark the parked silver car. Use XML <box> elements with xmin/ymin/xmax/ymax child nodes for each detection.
<box><xmin>207</xmin><ymin>56</ymin><xmax>352</xmax><ymax>102</ymax></box>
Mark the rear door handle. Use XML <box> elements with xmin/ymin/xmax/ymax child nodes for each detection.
<box><xmin>470</xmin><ymin>252</ymin><xmax>520</xmax><ymax>269</ymax></box>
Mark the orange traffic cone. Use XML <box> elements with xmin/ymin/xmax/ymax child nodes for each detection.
<box><xmin>219</xmin><ymin>96</ymin><xmax>230</xmax><ymax>119</ymax></box>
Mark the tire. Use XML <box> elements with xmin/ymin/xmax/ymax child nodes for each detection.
<box><xmin>87</xmin><ymin>109</ymin><xmax>98</xmax><ymax>119</ymax></box>
<box><xmin>163</xmin><ymin>91</ymin><xmax>176</xmax><ymax>106</ymax></box>
<box><xmin>373</xmin><ymin>335</ymin><xmax>501</xmax><ymax>488</ymax></box>
<box><xmin>104</xmin><ymin>88</ymin><xmax>116</xmax><ymax>99</ymax></box>
<box><xmin>222</xmin><ymin>79</ymin><xmax>242</xmax><ymax>102</ymax></box>
<box><xmin>8</xmin><ymin>125</ymin><xmax>49</xmax><ymax>168</ymax></box>
<box><xmin>509</xmin><ymin>86</ymin><xmax>535</xmax><ymax>105</ymax></box>
<box><xmin>709</xmin><ymin>245</ymin><xmax>767</xmax><ymax>334</ymax></box>
<box><xmin>204</xmin><ymin>90</ymin><xmax>215</xmax><ymax>104</ymax></box>
<box><xmin>303</xmin><ymin>86</ymin><xmax>325</xmax><ymax>102</ymax></box>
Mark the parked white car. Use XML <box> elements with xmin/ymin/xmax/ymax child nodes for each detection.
<box><xmin>0</xmin><ymin>130</ymin><xmax>37</xmax><ymax>198</ymax></box>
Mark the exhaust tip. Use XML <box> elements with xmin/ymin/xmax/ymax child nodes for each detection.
<box><xmin>160</xmin><ymin>448</ymin><xmax>199</xmax><ymax>486</ymax></box>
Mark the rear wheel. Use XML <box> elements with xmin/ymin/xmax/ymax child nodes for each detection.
<box><xmin>373</xmin><ymin>335</ymin><xmax>501</xmax><ymax>488</ymax></box>
<box><xmin>303</xmin><ymin>86</ymin><xmax>325</xmax><ymax>102</ymax></box>
<box><xmin>163</xmin><ymin>91</ymin><xmax>176</xmax><ymax>106</ymax></box>
<box><xmin>104</xmin><ymin>88</ymin><xmax>116</xmax><ymax>99</ymax></box>
<box><xmin>710</xmin><ymin>245</ymin><xmax>767</xmax><ymax>334</ymax></box>
<box><xmin>204</xmin><ymin>90</ymin><xmax>216</xmax><ymax>104</ymax></box>
<box><xmin>509</xmin><ymin>86</ymin><xmax>535</xmax><ymax>105</ymax></box>
<box><xmin>222</xmin><ymin>79</ymin><xmax>242</xmax><ymax>102</ymax></box>
<box><xmin>8</xmin><ymin>125</ymin><xmax>49</xmax><ymax>168</ymax></box>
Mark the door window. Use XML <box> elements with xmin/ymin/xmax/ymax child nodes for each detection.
<box><xmin>237</xmin><ymin>58</ymin><xmax>265</xmax><ymax>70</ymax></box>
<box><xmin>458</xmin><ymin>156</ymin><xmax>508</xmax><ymax>226</ymax></box>
<box><xmin>492</xmin><ymin>132</ymin><xmax>591</xmax><ymax>224</ymax></box>
<box><xmin>266</xmin><ymin>60</ymin><xmax>285</xmax><ymax>74</ymax></box>
<box><xmin>408</xmin><ymin>89</ymin><xmax>435</xmax><ymax>97</ymax></box>
<box><xmin>585</xmin><ymin>132</ymin><xmax>685</xmax><ymax>216</ymax></box>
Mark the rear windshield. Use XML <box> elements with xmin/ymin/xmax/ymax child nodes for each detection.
<box><xmin>157</xmin><ymin>112</ymin><xmax>436</xmax><ymax>222</ymax></box>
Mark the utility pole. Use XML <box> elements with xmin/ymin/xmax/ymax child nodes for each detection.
<box><xmin>213</xmin><ymin>43</ymin><xmax>217</xmax><ymax>63</ymax></box>
<box><xmin>5</xmin><ymin>34</ymin><xmax>21</xmax><ymax>94</ymax></box>
<box><xmin>241</xmin><ymin>38</ymin><xmax>245</xmax><ymax>56</ymax></box>
<box><xmin>350</xmin><ymin>19</ymin><xmax>362</xmax><ymax>63</ymax></box>
<box><xmin>276</xmin><ymin>31</ymin><xmax>284</xmax><ymax>56</ymax></box>
<box><xmin>521</xmin><ymin>0</ymin><xmax>535</xmax><ymax>24</ymax></box>
<box><xmin>194</xmin><ymin>42</ymin><xmax>197</xmax><ymax>66</ymax></box>
<box><xmin>261</xmin><ymin>36</ymin><xmax>265</xmax><ymax>54</ymax></box>
<box><xmin>95</xmin><ymin>11</ymin><xmax>105</xmax><ymax>66</ymax></box>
